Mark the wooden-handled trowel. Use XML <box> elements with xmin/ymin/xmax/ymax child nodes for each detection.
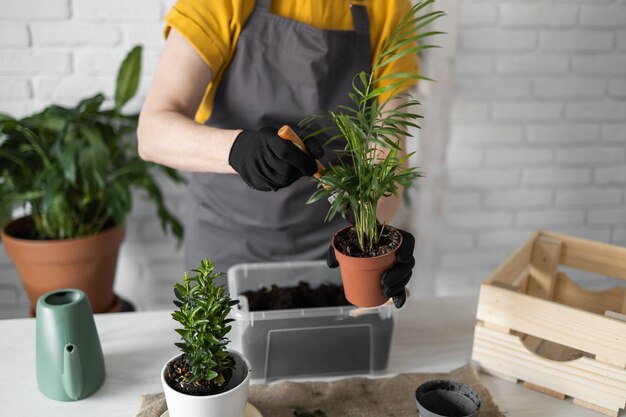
<box><xmin>277</xmin><ymin>125</ymin><xmax>355</xmax><ymax>225</ymax></box>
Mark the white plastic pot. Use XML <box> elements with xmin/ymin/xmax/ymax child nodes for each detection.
<box><xmin>161</xmin><ymin>350</ymin><xmax>252</xmax><ymax>417</ymax></box>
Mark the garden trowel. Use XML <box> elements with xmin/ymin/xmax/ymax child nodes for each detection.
<box><xmin>277</xmin><ymin>125</ymin><xmax>355</xmax><ymax>225</ymax></box>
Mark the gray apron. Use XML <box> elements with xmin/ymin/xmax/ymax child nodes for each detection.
<box><xmin>185</xmin><ymin>0</ymin><xmax>372</xmax><ymax>283</ymax></box>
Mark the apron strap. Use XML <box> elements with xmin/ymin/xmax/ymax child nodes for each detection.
<box><xmin>350</xmin><ymin>4</ymin><xmax>370</xmax><ymax>35</ymax></box>
<box><xmin>255</xmin><ymin>0</ymin><xmax>271</xmax><ymax>12</ymax></box>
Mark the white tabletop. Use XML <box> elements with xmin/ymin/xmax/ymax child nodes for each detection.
<box><xmin>0</xmin><ymin>297</ymin><xmax>597</xmax><ymax>416</ymax></box>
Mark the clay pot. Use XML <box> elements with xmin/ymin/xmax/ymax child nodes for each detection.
<box><xmin>1</xmin><ymin>216</ymin><xmax>125</xmax><ymax>314</ymax></box>
<box><xmin>332</xmin><ymin>225</ymin><xmax>402</xmax><ymax>308</ymax></box>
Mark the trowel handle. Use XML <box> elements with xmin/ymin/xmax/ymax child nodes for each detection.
<box><xmin>278</xmin><ymin>125</ymin><xmax>324</xmax><ymax>179</ymax></box>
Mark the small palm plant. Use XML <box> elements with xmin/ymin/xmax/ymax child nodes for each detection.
<box><xmin>167</xmin><ymin>259</ymin><xmax>239</xmax><ymax>395</ymax></box>
<box><xmin>301</xmin><ymin>1</ymin><xmax>444</xmax><ymax>254</ymax></box>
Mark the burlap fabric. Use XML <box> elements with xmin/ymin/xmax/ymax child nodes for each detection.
<box><xmin>135</xmin><ymin>364</ymin><xmax>503</xmax><ymax>417</ymax></box>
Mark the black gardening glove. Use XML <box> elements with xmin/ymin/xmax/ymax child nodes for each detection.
<box><xmin>327</xmin><ymin>229</ymin><xmax>415</xmax><ymax>309</ymax></box>
<box><xmin>228</xmin><ymin>127</ymin><xmax>323</xmax><ymax>191</ymax></box>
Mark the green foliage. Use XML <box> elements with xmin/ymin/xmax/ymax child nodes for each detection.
<box><xmin>171</xmin><ymin>258</ymin><xmax>238</xmax><ymax>386</ymax></box>
<box><xmin>0</xmin><ymin>45</ymin><xmax>184</xmax><ymax>240</ymax></box>
<box><xmin>301</xmin><ymin>1</ymin><xmax>444</xmax><ymax>252</ymax></box>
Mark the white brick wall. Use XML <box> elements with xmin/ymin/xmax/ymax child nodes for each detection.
<box><xmin>440</xmin><ymin>0</ymin><xmax>626</xmax><ymax>296</ymax></box>
<box><xmin>1</xmin><ymin>0</ymin><xmax>625</xmax><ymax>316</ymax></box>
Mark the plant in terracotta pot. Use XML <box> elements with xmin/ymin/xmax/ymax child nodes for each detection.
<box><xmin>0</xmin><ymin>45</ymin><xmax>183</xmax><ymax>314</ymax></box>
<box><xmin>162</xmin><ymin>258</ymin><xmax>252</xmax><ymax>417</ymax></box>
<box><xmin>300</xmin><ymin>1</ymin><xmax>444</xmax><ymax>307</ymax></box>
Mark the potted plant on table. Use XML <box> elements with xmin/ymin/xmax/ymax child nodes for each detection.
<box><xmin>162</xmin><ymin>258</ymin><xmax>252</xmax><ymax>417</ymax></box>
<box><xmin>300</xmin><ymin>1</ymin><xmax>445</xmax><ymax>307</ymax></box>
<box><xmin>0</xmin><ymin>45</ymin><xmax>184</xmax><ymax>314</ymax></box>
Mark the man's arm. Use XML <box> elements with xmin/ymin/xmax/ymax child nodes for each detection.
<box><xmin>137</xmin><ymin>29</ymin><xmax>239</xmax><ymax>173</ymax></box>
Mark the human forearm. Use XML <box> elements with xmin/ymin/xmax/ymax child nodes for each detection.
<box><xmin>137</xmin><ymin>28</ymin><xmax>238</xmax><ymax>173</ymax></box>
<box><xmin>137</xmin><ymin>109</ymin><xmax>239</xmax><ymax>173</ymax></box>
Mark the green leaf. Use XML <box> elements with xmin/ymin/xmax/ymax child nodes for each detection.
<box><xmin>0</xmin><ymin>44</ymin><xmax>183</xmax><ymax>241</ymax></box>
<box><xmin>294</xmin><ymin>0</ymin><xmax>440</xmax><ymax>251</ymax></box>
<box><xmin>75</xmin><ymin>94</ymin><xmax>105</xmax><ymax>114</ymax></box>
<box><xmin>114</xmin><ymin>45</ymin><xmax>142</xmax><ymax>114</ymax></box>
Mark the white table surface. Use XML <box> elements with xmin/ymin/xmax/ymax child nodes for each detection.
<box><xmin>0</xmin><ymin>296</ymin><xmax>599</xmax><ymax>417</ymax></box>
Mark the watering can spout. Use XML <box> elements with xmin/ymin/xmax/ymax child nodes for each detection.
<box><xmin>62</xmin><ymin>343</ymin><xmax>83</xmax><ymax>400</ymax></box>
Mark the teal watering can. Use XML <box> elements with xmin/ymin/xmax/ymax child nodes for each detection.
<box><xmin>36</xmin><ymin>289</ymin><xmax>105</xmax><ymax>401</ymax></box>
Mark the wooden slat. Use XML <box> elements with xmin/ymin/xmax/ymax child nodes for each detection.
<box><xmin>483</xmin><ymin>321</ymin><xmax>510</xmax><ymax>334</ymax></box>
<box><xmin>486</xmin><ymin>232</ymin><xmax>537</xmax><ymax>286</ymax></box>
<box><xmin>527</xmin><ymin>235</ymin><xmax>562</xmax><ymax>300</ymax></box>
<box><xmin>474</xmin><ymin>325</ymin><xmax>626</xmax><ymax>385</ymax></box>
<box><xmin>540</xmin><ymin>231</ymin><xmax>626</xmax><ymax>281</ymax></box>
<box><xmin>472</xmin><ymin>324</ymin><xmax>626</xmax><ymax>414</ymax></box>
<box><xmin>491</xmin><ymin>271</ymin><xmax>529</xmax><ymax>293</ymax></box>
<box><xmin>573</xmin><ymin>399</ymin><xmax>619</xmax><ymax>417</ymax></box>
<box><xmin>523</xmin><ymin>382</ymin><xmax>566</xmax><ymax>400</ymax></box>
<box><xmin>553</xmin><ymin>272</ymin><xmax>626</xmax><ymax>315</ymax></box>
<box><xmin>477</xmin><ymin>284</ymin><xmax>626</xmax><ymax>366</ymax></box>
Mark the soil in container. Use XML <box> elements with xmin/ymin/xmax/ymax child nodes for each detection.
<box><xmin>334</xmin><ymin>225</ymin><xmax>400</xmax><ymax>258</ymax></box>
<box><xmin>242</xmin><ymin>281</ymin><xmax>350</xmax><ymax>311</ymax></box>
<box><xmin>164</xmin><ymin>354</ymin><xmax>234</xmax><ymax>396</ymax></box>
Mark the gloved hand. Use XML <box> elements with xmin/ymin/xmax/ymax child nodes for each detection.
<box><xmin>228</xmin><ymin>127</ymin><xmax>323</xmax><ymax>191</ymax></box>
<box><xmin>327</xmin><ymin>228</ymin><xmax>415</xmax><ymax>308</ymax></box>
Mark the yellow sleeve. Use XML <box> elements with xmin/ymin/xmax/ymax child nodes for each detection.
<box><xmin>164</xmin><ymin>1</ymin><xmax>228</xmax><ymax>74</ymax></box>
<box><xmin>370</xmin><ymin>0</ymin><xmax>420</xmax><ymax>103</ymax></box>
<box><xmin>163</xmin><ymin>0</ymin><xmax>254</xmax><ymax>122</ymax></box>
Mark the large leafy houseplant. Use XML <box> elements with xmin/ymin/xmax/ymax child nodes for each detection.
<box><xmin>162</xmin><ymin>259</ymin><xmax>251</xmax><ymax>417</ymax></box>
<box><xmin>0</xmin><ymin>46</ymin><xmax>184</xmax><ymax>314</ymax></box>
<box><xmin>0</xmin><ymin>45</ymin><xmax>183</xmax><ymax>240</ymax></box>
<box><xmin>301</xmin><ymin>1</ymin><xmax>445</xmax><ymax>306</ymax></box>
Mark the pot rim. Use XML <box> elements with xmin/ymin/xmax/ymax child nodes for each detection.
<box><xmin>415</xmin><ymin>379</ymin><xmax>481</xmax><ymax>417</ymax></box>
<box><xmin>161</xmin><ymin>349</ymin><xmax>251</xmax><ymax>400</ymax></box>
<box><xmin>331</xmin><ymin>224</ymin><xmax>403</xmax><ymax>260</ymax></box>
<box><xmin>1</xmin><ymin>215</ymin><xmax>125</xmax><ymax>245</ymax></box>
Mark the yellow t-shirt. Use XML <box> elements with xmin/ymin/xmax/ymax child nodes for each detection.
<box><xmin>164</xmin><ymin>0</ymin><xmax>419</xmax><ymax>123</ymax></box>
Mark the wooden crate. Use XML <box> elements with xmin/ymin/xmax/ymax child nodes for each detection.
<box><xmin>471</xmin><ymin>230</ymin><xmax>626</xmax><ymax>416</ymax></box>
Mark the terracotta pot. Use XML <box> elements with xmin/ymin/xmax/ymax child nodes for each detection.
<box><xmin>1</xmin><ymin>216</ymin><xmax>125</xmax><ymax>314</ymax></box>
<box><xmin>332</xmin><ymin>225</ymin><xmax>402</xmax><ymax>308</ymax></box>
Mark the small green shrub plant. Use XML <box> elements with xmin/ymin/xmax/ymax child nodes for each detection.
<box><xmin>301</xmin><ymin>1</ymin><xmax>444</xmax><ymax>253</ymax></box>
<box><xmin>168</xmin><ymin>258</ymin><xmax>239</xmax><ymax>395</ymax></box>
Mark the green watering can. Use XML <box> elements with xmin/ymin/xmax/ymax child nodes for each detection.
<box><xmin>36</xmin><ymin>289</ymin><xmax>105</xmax><ymax>401</ymax></box>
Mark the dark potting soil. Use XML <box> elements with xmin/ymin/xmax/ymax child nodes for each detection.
<box><xmin>243</xmin><ymin>281</ymin><xmax>350</xmax><ymax>311</ymax></box>
<box><xmin>164</xmin><ymin>354</ymin><xmax>233</xmax><ymax>396</ymax></box>
<box><xmin>334</xmin><ymin>225</ymin><xmax>401</xmax><ymax>258</ymax></box>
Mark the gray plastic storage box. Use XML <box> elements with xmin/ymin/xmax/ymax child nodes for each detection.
<box><xmin>228</xmin><ymin>261</ymin><xmax>395</xmax><ymax>382</ymax></box>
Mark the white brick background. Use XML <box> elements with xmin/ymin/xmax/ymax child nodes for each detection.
<box><xmin>0</xmin><ymin>0</ymin><xmax>625</xmax><ymax>318</ymax></box>
<box><xmin>439</xmin><ymin>0</ymin><xmax>626</xmax><ymax>296</ymax></box>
